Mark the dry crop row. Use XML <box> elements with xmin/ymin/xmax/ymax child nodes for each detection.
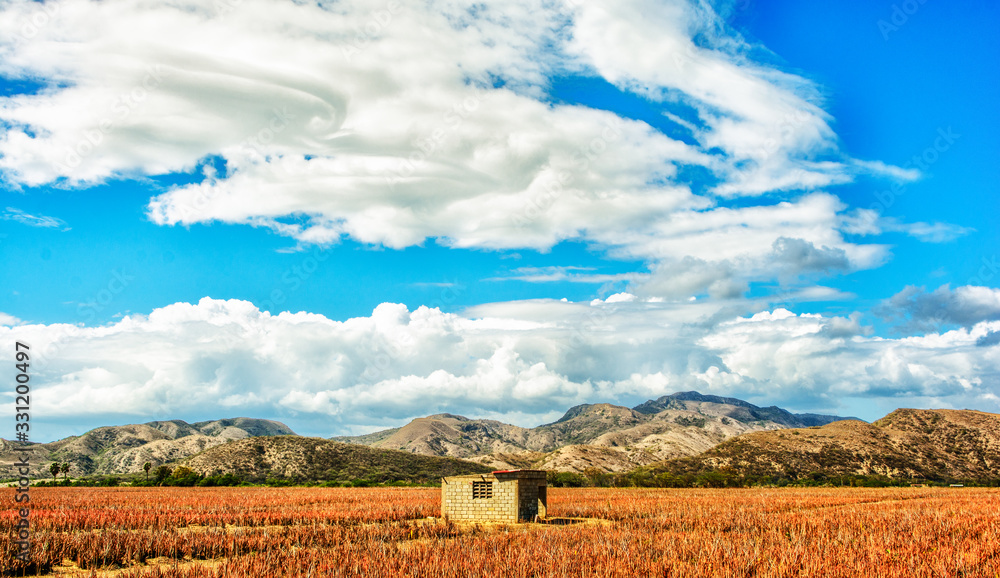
<box><xmin>1</xmin><ymin>486</ymin><xmax>997</xmax><ymax>577</ymax></box>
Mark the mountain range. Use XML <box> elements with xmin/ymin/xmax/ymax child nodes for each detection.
<box><xmin>4</xmin><ymin>391</ymin><xmax>996</xmax><ymax>484</ymax></box>
<box><xmin>332</xmin><ymin>391</ymin><xmax>853</xmax><ymax>472</ymax></box>
<box><xmin>652</xmin><ymin>407</ymin><xmax>1000</xmax><ymax>481</ymax></box>
<box><xmin>1</xmin><ymin>392</ymin><xmax>845</xmax><ymax>479</ymax></box>
<box><xmin>184</xmin><ymin>436</ymin><xmax>491</xmax><ymax>484</ymax></box>
<box><xmin>0</xmin><ymin>417</ymin><xmax>293</xmax><ymax>479</ymax></box>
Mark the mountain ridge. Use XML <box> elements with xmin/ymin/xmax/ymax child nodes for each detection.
<box><xmin>646</xmin><ymin>407</ymin><xmax>1000</xmax><ymax>482</ymax></box>
<box><xmin>333</xmin><ymin>391</ymin><xmax>856</xmax><ymax>473</ymax></box>
<box><xmin>0</xmin><ymin>392</ymin><xmax>863</xmax><ymax>479</ymax></box>
<box><xmin>183</xmin><ymin>436</ymin><xmax>491</xmax><ymax>483</ymax></box>
<box><xmin>0</xmin><ymin>417</ymin><xmax>294</xmax><ymax>479</ymax></box>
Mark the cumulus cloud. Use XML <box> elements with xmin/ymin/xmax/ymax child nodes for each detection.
<box><xmin>770</xmin><ymin>237</ymin><xmax>850</xmax><ymax>274</ymax></box>
<box><xmin>878</xmin><ymin>285</ymin><xmax>1000</xmax><ymax>332</ymax></box>
<box><xmin>2</xmin><ymin>297</ymin><xmax>997</xmax><ymax>439</ymax></box>
<box><xmin>0</xmin><ymin>0</ymin><xmax>926</xmax><ymax>298</ymax></box>
<box><xmin>700</xmin><ymin>308</ymin><xmax>999</xmax><ymax>405</ymax></box>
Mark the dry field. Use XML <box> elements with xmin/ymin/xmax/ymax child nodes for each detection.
<box><xmin>2</xmin><ymin>486</ymin><xmax>998</xmax><ymax>577</ymax></box>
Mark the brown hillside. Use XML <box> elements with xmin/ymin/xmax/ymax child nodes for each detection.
<box><xmin>366</xmin><ymin>414</ymin><xmax>546</xmax><ymax>457</ymax></box>
<box><xmin>655</xmin><ymin>409</ymin><xmax>1000</xmax><ymax>481</ymax></box>
<box><xmin>335</xmin><ymin>392</ymin><xmax>852</xmax><ymax>473</ymax></box>
<box><xmin>183</xmin><ymin>436</ymin><xmax>491</xmax><ymax>483</ymax></box>
<box><xmin>0</xmin><ymin>418</ymin><xmax>295</xmax><ymax>479</ymax></box>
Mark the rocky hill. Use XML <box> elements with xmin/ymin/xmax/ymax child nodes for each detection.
<box><xmin>183</xmin><ymin>436</ymin><xmax>491</xmax><ymax>483</ymax></box>
<box><xmin>0</xmin><ymin>418</ymin><xmax>294</xmax><ymax>479</ymax></box>
<box><xmin>649</xmin><ymin>408</ymin><xmax>1000</xmax><ymax>482</ymax></box>
<box><xmin>339</xmin><ymin>413</ymin><xmax>547</xmax><ymax>457</ymax></box>
<box><xmin>633</xmin><ymin>391</ymin><xmax>846</xmax><ymax>427</ymax></box>
<box><xmin>0</xmin><ymin>392</ymin><xmax>861</xmax><ymax>480</ymax></box>
<box><xmin>334</xmin><ymin>391</ymin><xmax>853</xmax><ymax>473</ymax></box>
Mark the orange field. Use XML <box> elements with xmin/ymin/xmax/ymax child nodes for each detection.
<box><xmin>2</xmin><ymin>486</ymin><xmax>998</xmax><ymax>577</ymax></box>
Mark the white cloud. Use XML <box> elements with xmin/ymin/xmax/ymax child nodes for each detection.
<box><xmin>846</xmin><ymin>213</ymin><xmax>974</xmax><ymax>243</ymax></box>
<box><xmin>879</xmin><ymin>285</ymin><xmax>1000</xmax><ymax>331</ymax></box>
<box><xmin>0</xmin><ymin>312</ymin><xmax>22</xmax><ymax>326</ymax></box>
<box><xmin>699</xmin><ymin>306</ymin><xmax>1000</xmax><ymax>405</ymax></box>
<box><xmin>1</xmin><ymin>207</ymin><xmax>68</xmax><ymax>229</ymax></box>
<box><xmin>564</xmin><ymin>0</ymin><xmax>844</xmax><ymax>197</ymax></box>
<box><xmin>888</xmin><ymin>221</ymin><xmax>974</xmax><ymax>243</ymax></box>
<box><xmin>0</xmin><ymin>0</ymin><xmax>925</xmax><ymax>298</ymax></box>
<box><xmin>602</xmin><ymin>292</ymin><xmax>638</xmax><ymax>304</ymax></box>
<box><xmin>2</xmin><ymin>296</ymin><xmax>997</xmax><ymax>439</ymax></box>
<box><xmin>851</xmin><ymin>159</ymin><xmax>921</xmax><ymax>182</ymax></box>
<box><xmin>491</xmin><ymin>266</ymin><xmax>640</xmax><ymax>285</ymax></box>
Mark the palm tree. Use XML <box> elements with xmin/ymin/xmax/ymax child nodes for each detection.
<box><xmin>49</xmin><ymin>462</ymin><xmax>60</xmax><ymax>480</ymax></box>
<box><xmin>61</xmin><ymin>463</ymin><xmax>70</xmax><ymax>480</ymax></box>
<box><xmin>143</xmin><ymin>462</ymin><xmax>152</xmax><ymax>482</ymax></box>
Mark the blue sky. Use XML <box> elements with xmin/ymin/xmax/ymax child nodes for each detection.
<box><xmin>1</xmin><ymin>0</ymin><xmax>998</xmax><ymax>441</ymax></box>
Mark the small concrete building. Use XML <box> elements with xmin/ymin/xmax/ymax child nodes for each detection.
<box><xmin>441</xmin><ymin>470</ymin><xmax>547</xmax><ymax>523</ymax></box>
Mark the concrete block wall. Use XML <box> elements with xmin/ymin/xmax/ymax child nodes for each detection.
<box><xmin>441</xmin><ymin>474</ymin><xmax>517</xmax><ymax>522</ymax></box>
<box><xmin>499</xmin><ymin>470</ymin><xmax>546</xmax><ymax>521</ymax></box>
<box><xmin>441</xmin><ymin>470</ymin><xmax>547</xmax><ymax>523</ymax></box>
<box><xmin>516</xmin><ymin>479</ymin><xmax>545</xmax><ymax>520</ymax></box>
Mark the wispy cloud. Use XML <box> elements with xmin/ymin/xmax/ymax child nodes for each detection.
<box><xmin>2</xmin><ymin>207</ymin><xmax>69</xmax><ymax>230</ymax></box>
<box><xmin>489</xmin><ymin>266</ymin><xmax>642</xmax><ymax>284</ymax></box>
<box><xmin>841</xmin><ymin>211</ymin><xmax>972</xmax><ymax>243</ymax></box>
<box><xmin>892</xmin><ymin>221</ymin><xmax>974</xmax><ymax>243</ymax></box>
<box><xmin>851</xmin><ymin>159</ymin><xmax>922</xmax><ymax>182</ymax></box>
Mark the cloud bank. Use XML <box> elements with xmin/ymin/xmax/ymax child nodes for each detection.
<box><xmin>3</xmin><ymin>294</ymin><xmax>997</xmax><ymax>439</ymax></box>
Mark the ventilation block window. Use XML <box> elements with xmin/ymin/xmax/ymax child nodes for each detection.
<box><xmin>472</xmin><ymin>481</ymin><xmax>493</xmax><ymax>499</ymax></box>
